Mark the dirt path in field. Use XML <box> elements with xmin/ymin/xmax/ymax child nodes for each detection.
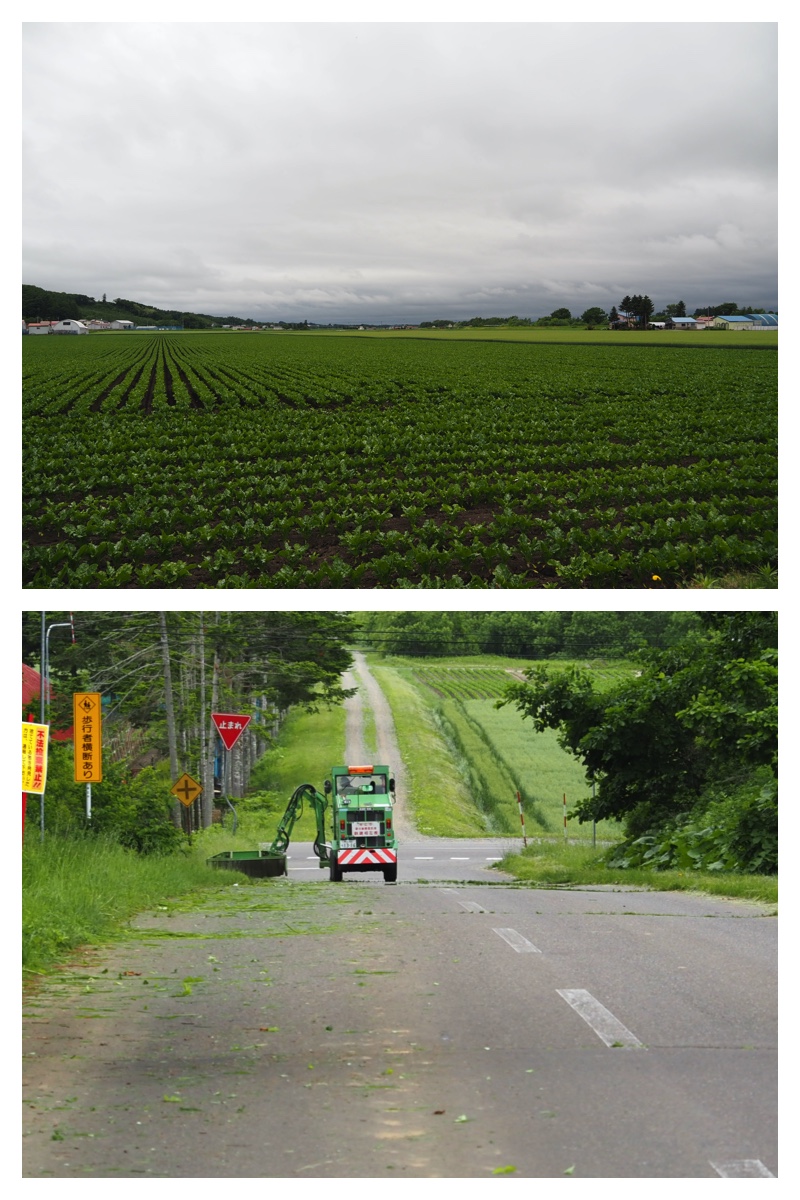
<box><xmin>341</xmin><ymin>651</ymin><xmax>418</xmax><ymax>839</ymax></box>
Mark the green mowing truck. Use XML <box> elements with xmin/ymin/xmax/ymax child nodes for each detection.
<box><xmin>241</xmin><ymin>764</ymin><xmax>398</xmax><ymax>883</ymax></box>
<box><xmin>326</xmin><ymin>764</ymin><xmax>398</xmax><ymax>882</ymax></box>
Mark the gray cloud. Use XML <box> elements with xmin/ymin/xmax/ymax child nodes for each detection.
<box><xmin>22</xmin><ymin>22</ymin><xmax>777</xmax><ymax>321</ymax></box>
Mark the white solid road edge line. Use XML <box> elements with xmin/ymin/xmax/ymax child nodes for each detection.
<box><xmin>557</xmin><ymin>988</ymin><xmax>645</xmax><ymax>1048</ymax></box>
<box><xmin>493</xmin><ymin>927</ymin><xmax>541</xmax><ymax>953</ymax></box>
<box><xmin>710</xmin><ymin>1161</ymin><xmax>775</xmax><ymax>1178</ymax></box>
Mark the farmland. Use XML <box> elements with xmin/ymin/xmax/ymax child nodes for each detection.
<box><xmin>23</xmin><ymin>331</ymin><xmax>777</xmax><ymax>588</ymax></box>
<box><xmin>371</xmin><ymin>655</ymin><xmax>628</xmax><ymax>839</ymax></box>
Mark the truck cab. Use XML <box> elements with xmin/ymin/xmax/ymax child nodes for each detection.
<box><xmin>326</xmin><ymin>764</ymin><xmax>398</xmax><ymax>882</ymax></box>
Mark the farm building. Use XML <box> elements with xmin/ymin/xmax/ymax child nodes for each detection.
<box><xmin>666</xmin><ymin>317</ymin><xmax>700</xmax><ymax>330</ymax></box>
<box><xmin>22</xmin><ymin>664</ymin><xmax>73</xmax><ymax>741</ymax></box>
<box><xmin>110</xmin><ymin>319</ymin><xmax>134</xmax><ymax>330</ymax></box>
<box><xmin>26</xmin><ymin>322</ymin><xmax>57</xmax><ymax>334</ymax></box>
<box><xmin>750</xmin><ymin>313</ymin><xmax>778</xmax><ymax>328</ymax></box>
<box><xmin>713</xmin><ymin>315</ymin><xmax>757</xmax><ymax>329</ymax></box>
<box><xmin>52</xmin><ymin>319</ymin><xmax>89</xmax><ymax>335</ymax></box>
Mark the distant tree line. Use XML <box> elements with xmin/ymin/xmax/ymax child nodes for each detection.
<box><xmin>356</xmin><ymin>611</ymin><xmax>699</xmax><ymax>659</ymax></box>
<box><xmin>419</xmin><ymin>299</ymin><xmax>776</xmax><ymax>331</ymax></box>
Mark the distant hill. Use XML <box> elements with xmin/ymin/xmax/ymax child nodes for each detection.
<box><xmin>22</xmin><ymin>284</ymin><xmax>255</xmax><ymax>329</ymax></box>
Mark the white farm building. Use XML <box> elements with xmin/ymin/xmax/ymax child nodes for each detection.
<box><xmin>52</xmin><ymin>319</ymin><xmax>89</xmax><ymax>335</ymax></box>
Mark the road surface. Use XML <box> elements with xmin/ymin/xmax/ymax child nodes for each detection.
<box><xmin>22</xmin><ymin>868</ymin><xmax>777</xmax><ymax>1178</ymax></box>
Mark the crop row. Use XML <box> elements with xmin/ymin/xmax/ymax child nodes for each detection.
<box><xmin>413</xmin><ymin>667</ymin><xmax>516</xmax><ymax>700</ymax></box>
<box><xmin>22</xmin><ymin>332</ymin><xmax>777</xmax><ymax>588</ymax></box>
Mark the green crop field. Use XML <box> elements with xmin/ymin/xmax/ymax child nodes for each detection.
<box><xmin>23</xmin><ymin>330</ymin><xmax>777</xmax><ymax>588</ymax></box>
<box><xmin>380</xmin><ymin>655</ymin><xmax>630</xmax><ymax>839</ymax></box>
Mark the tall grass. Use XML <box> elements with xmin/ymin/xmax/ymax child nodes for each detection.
<box><xmin>370</xmin><ymin>655</ymin><xmax>619</xmax><ymax>839</ymax></box>
<box><xmin>433</xmin><ymin>701</ymin><xmax>519</xmax><ymax>833</ymax></box>
<box><xmin>22</xmin><ymin>832</ymin><xmax>233</xmax><ymax>975</ymax></box>
<box><xmin>460</xmin><ymin>698</ymin><xmax>619</xmax><ymax>841</ymax></box>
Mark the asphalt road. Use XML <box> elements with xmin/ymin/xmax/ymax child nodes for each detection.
<box><xmin>22</xmin><ymin>847</ymin><xmax>777</xmax><ymax>1179</ymax></box>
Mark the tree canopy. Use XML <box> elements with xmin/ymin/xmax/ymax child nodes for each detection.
<box><xmin>23</xmin><ymin>611</ymin><xmax>357</xmax><ymax>833</ymax></box>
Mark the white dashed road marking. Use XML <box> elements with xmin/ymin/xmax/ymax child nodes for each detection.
<box><xmin>493</xmin><ymin>927</ymin><xmax>541</xmax><ymax>953</ymax></box>
<box><xmin>459</xmin><ymin>900</ymin><xmax>486</xmax><ymax>913</ymax></box>
<box><xmin>710</xmin><ymin>1161</ymin><xmax>775</xmax><ymax>1178</ymax></box>
<box><xmin>557</xmin><ymin>988</ymin><xmax>645</xmax><ymax>1048</ymax></box>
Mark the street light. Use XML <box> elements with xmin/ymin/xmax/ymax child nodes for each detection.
<box><xmin>38</xmin><ymin>612</ymin><xmax>75</xmax><ymax>837</ymax></box>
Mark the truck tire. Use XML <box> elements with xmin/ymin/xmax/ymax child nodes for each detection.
<box><xmin>383</xmin><ymin>863</ymin><xmax>397</xmax><ymax>883</ymax></box>
<box><xmin>329</xmin><ymin>855</ymin><xmax>343</xmax><ymax>882</ymax></box>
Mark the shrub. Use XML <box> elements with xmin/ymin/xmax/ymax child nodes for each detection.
<box><xmin>606</xmin><ymin>773</ymin><xmax>777</xmax><ymax>874</ymax></box>
<box><xmin>31</xmin><ymin>744</ymin><xmax>182</xmax><ymax>855</ymax></box>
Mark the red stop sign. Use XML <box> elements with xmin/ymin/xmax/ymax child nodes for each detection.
<box><xmin>211</xmin><ymin>712</ymin><xmax>251</xmax><ymax>750</ymax></box>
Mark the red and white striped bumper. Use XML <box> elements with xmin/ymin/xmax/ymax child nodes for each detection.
<box><xmin>337</xmin><ymin>847</ymin><xmax>397</xmax><ymax>867</ymax></box>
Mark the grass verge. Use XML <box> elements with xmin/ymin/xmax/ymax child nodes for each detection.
<box><xmin>367</xmin><ymin>660</ymin><xmax>490</xmax><ymax>836</ymax></box>
<box><xmin>22</xmin><ymin>832</ymin><xmax>239</xmax><ymax>976</ymax></box>
<box><xmin>498</xmin><ymin>840</ymin><xmax>777</xmax><ymax>908</ymax></box>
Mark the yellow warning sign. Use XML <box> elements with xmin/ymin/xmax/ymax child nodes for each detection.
<box><xmin>22</xmin><ymin>722</ymin><xmax>49</xmax><ymax>793</ymax></box>
<box><xmin>171</xmin><ymin>772</ymin><xmax>203</xmax><ymax>807</ymax></box>
<box><xmin>74</xmin><ymin>693</ymin><xmax>102</xmax><ymax>783</ymax></box>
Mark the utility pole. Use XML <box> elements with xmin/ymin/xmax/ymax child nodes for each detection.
<box><xmin>158</xmin><ymin>612</ymin><xmax>181</xmax><ymax>827</ymax></box>
<box><xmin>205</xmin><ymin>614</ymin><xmax>221</xmax><ymax>826</ymax></box>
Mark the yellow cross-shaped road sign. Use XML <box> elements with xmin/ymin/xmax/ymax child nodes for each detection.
<box><xmin>171</xmin><ymin>772</ymin><xmax>203</xmax><ymax>807</ymax></box>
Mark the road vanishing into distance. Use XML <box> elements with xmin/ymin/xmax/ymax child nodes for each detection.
<box><xmin>22</xmin><ymin>655</ymin><xmax>777</xmax><ymax>1178</ymax></box>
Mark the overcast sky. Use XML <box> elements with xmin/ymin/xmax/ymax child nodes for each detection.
<box><xmin>22</xmin><ymin>21</ymin><xmax>777</xmax><ymax>323</ymax></box>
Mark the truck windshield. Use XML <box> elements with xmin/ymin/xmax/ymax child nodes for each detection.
<box><xmin>336</xmin><ymin>775</ymin><xmax>387</xmax><ymax>796</ymax></box>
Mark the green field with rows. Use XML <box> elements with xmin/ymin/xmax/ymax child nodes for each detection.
<box><xmin>23</xmin><ymin>330</ymin><xmax>777</xmax><ymax>588</ymax></box>
<box><xmin>391</xmin><ymin>656</ymin><xmax>630</xmax><ymax>839</ymax></box>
